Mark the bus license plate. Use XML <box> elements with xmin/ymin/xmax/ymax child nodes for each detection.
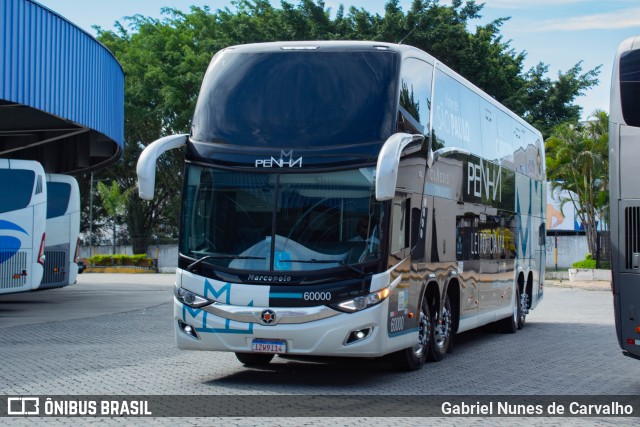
<box><xmin>251</xmin><ymin>339</ymin><xmax>286</xmax><ymax>354</ymax></box>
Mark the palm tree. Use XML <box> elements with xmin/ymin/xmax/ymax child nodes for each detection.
<box><xmin>545</xmin><ymin>112</ymin><xmax>609</xmax><ymax>258</ymax></box>
<box><xmin>584</xmin><ymin>110</ymin><xmax>609</xmax><ymax>229</ymax></box>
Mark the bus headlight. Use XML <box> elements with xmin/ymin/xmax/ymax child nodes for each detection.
<box><xmin>332</xmin><ymin>287</ymin><xmax>391</xmax><ymax>313</ymax></box>
<box><xmin>174</xmin><ymin>285</ymin><xmax>212</xmax><ymax>308</ymax></box>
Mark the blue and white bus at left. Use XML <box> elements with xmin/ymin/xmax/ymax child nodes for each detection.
<box><xmin>0</xmin><ymin>159</ymin><xmax>47</xmax><ymax>294</ymax></box>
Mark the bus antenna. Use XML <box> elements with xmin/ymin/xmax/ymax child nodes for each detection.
<box><xmin>398</xmin><ymin>25</ymin><xmax>418</xmax><ymax>45</ymax></box>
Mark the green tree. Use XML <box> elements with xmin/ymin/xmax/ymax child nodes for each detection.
<box><xmin>97</xmin><ymin>181</ymin><xmax>132</xmax><ymax>254</ymax></box>
<box><xmin>584</xmin><ymin>110</ymin><xmax>609</xmax><ymax>227</ymax></box>
<box><xmin>545</xmin><ymin>112</ymin><xmax>609</xmax><ymax>257</ymax></box>
<box><xmin>92</xmin><ymin>0</ymin><xmax>601</xmax><ymax>250</ymax></box>
<box><xmin>521</xmin><ymin>62</ymin><xmax>601</xmax><ymax>138</ymax></box>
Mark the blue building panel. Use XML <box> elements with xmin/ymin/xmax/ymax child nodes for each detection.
<box><xmin>0</xmin><ymin>0</ymin><xmax>124</xmax><ymax>173</ymax></box>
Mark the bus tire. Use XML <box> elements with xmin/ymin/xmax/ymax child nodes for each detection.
<box><xmin>518</xmin><ymin>287</ymin><xmax>528</xmax><ymax>330</ymax></box>
<box><xmin>498</xmin><ymin>286</ymin><xmax>519</xmax><ymax>333</ymax></box>
<box><xmin>428</xmin><ymin>293</ymin><xmax>452</xmax><ymax>362</ymax></box>
<box><xmin>389</xmin><ymin>295</ymin><xmax>431</xmax><ymax>371</ymax></box>
<box><xmin>235</xmin><ymin>352</ymin><xmax>274</xmax><ymax>366</ymax></box>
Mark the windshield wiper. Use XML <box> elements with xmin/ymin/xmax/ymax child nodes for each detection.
<box><xmin>187</xmin><ymin>255</ymin><xmax>266</xmax><ymax>272</ymax></box>
<box><xmin>283</xmin><ymin>259</ymin><xmax>364</xmax><ymax>275</ymax></box>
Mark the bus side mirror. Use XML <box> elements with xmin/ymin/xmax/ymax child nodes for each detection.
<box><xmin>375</xmin><ymin>133</ymin><xmax>424</xmax><ymax>201</ymax></box>
<box><xmin>137</xmin><ymin>134</ymin><xmax>188</xmax><ymax>200</ymax></box>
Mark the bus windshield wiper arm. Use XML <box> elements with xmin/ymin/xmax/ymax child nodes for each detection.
<box><xmin>187</xmin><ymin>255</ymin><xmax>266</xmax><ymax>272</ymax></box>
<box><xmin>283</xmin><ymin>259</ymin><xmax>363</xmax><ymax>275</ymax></box>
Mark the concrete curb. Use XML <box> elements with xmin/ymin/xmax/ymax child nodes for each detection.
<box><xmin>85</xmin><ymin>267</ymin><xmax>157</xmax><ymax>274</ymax></box>
<box><xmin>545</xmin><ymin>279</ymin><xmax>611</xmax><ymax>292</ymax></box>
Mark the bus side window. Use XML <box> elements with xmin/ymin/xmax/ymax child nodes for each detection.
<box><xmin>398</xmin><ymin>58</ymin><xmax>433</xmax><ymax>137</ymax></box>
<box><xmin>391</xmin><ymin>195</ymin><xmax>410</xmax><ymax>255</ymax></box>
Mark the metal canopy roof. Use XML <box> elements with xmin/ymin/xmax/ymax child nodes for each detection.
<box><xmin>0</xmin><ymin>0</ymin><xmax>124</xmax><ymax>174</ymax></box>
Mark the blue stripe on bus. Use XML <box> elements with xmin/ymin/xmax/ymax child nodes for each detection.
<box><xmin>0</xmin><ymin>220</ymin><xmax>28</xmax><ymax>235</ymax></box>
<box><xmin>269</xmin><ymin>293</ymin><xmax>303</xmax><ymax>299</ymax></box>
<box><xmin>388</xmin><ymin>327</ymin><xmax>419</xmax><ymax>338</ymax></box>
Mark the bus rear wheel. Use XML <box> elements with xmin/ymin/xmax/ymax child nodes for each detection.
<box><xmin>390</xmin><ymin>295</ymin><xmax>431</xmax><ymax>371</ymax></box>
<box><xmin>498</xmin><ymin>286</ymin><xmax>520</xmax><ymax>333</ymax></box>
<box><xmin>235</xmin><ymin>352</ymin><xmax>274</xmax><ymax>366</ymax></box>
<box><xmin>518</xmin><ymin>289</ymin><xmax>529</xmax><ymax>330</ymax></box>
<box><xmin>428</xmin><ymin>293</ymin><xmax>452</xmax><ymax>362</ymax></box>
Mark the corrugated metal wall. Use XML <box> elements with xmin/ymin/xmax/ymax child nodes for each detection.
<box><xmin>0</xmin><ymin>0</ymin><xmax>124</xmax><ymax>149</ymax></box>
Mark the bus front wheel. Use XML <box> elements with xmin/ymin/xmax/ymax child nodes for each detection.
<box><xmin>235</xmin><ymin>352</ymin><xmax>274</xmax><ymax>366</ymax></box>
<box><xmin>389</xmin><ymin>295</ymin><xmax>431</xmax><ymax>371</ymax></box>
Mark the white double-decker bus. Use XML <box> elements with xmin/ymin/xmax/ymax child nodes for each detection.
<box><xmin>610</xmin><ymin>36</ymin><xmax>640</xmax><ymax>361</ymax></box>
<box><xmin>138</xmin><ymin>41</ymin><xmax>546</xmax><ymax>370</ymax></box>
<box><xmin>0</xmin><ymin>159</ymin><xmax>47</xmax><ymax>294</ymax></box>
<box><xmin>40</xmin><ymin>174</ymin><xmax>81</xmax><ymax>290</ymax></box>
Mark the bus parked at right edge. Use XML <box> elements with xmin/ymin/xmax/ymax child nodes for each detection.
<box><xmin>609</xmin><ymin>36</ymin><xmax>640</xmax><ymax>361</ymax></box>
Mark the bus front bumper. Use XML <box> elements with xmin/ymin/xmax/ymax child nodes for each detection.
<box><xmin>173</xmin><ymin>297</ymin><xmax>406</xmax><ymax>358</ymax></box>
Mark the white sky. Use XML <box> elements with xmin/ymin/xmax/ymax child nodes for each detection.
<box><xmin>34</xmin><ymin>0</ymin><xmax>640</xmax><ymax>120</ymax></box>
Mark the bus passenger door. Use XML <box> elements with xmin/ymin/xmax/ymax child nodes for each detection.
<box><xmin>386</xmin><ymin>193</ymin><xmax>417</xmax><ymax>342</ymax></box>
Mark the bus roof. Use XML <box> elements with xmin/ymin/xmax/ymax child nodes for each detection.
<box><xmin>218</xmin><ymin>41</ymin><xmax>540</xmax><ymax>139</ymax></box>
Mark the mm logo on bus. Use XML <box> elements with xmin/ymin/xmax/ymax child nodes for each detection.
<box><xmin>466</xmin><ymin>159</ymin><xmax>501</xmax><ymax>202</ymax></box>
<box><xmin>255</xmin><ymin>151</ymin><xmax>303</xmax><ymax>168</ymax></box>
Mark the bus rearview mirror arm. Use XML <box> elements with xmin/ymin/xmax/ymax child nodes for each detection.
<box><xmin>431</xmin><ymin>146</ymin><xmax>472</xmax><ymax>163</ymax></box>
<box><xmin>375</xmin><ymin>133</ymin><xmax>424</xmax><ymax>201</ymax></box>
<box><xmin>137</xmin><ymin>134</ymin><xmax>188</xmax><ymax>200</ymax></box>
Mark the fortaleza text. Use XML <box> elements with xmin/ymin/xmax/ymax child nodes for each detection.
<box><xmin>441</xmin><ymin>401</ymin><xmax>634</xmax><ymax>416</ymax></box>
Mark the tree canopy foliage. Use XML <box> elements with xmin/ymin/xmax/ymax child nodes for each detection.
<box><xmin>84</xmin><ymin>0</ymin><xmax>601</xmax><ymax>253</ymax></box>
<box><xmin>96</xmin><ymin>181</ymin><xmax>133</xmax><ymax>254</ymax></box>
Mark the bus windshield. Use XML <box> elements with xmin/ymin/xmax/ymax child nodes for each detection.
<box><xmin>46</xmin><ymin>182</ymin><xmax>71</xmax><ymax>219</ymax></box>
<box><xmin>0</xmin><ymin>169</ymin><xmax>35</xmax><ymax>214</ymax></box>
<box><xmin>191</xmin><ymin>50</ymin><xmax>398</xmax><ymax>148</ymax></box>
<box><xmin>180</xmin><ymin>165</ymin><xmax>384</xmax><ymax>272</ymax></box>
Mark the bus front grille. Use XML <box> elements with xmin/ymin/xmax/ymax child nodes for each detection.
<box><xmin>0</xmin><ymin>251</ymin><xmax>27</xmax><ymax>289</ymax></box>
<box><xmin>42</xmin><ymin>250</ymin><xmax>67</xmax><ymax>286</ymax></box>
<box><xmin>625</xmin><ymin>206</ymin><xmax>640</xmax><ymax>270</ymax></box>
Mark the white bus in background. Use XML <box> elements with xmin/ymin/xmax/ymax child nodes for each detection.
<box><xmin>0</xmin><ymin>159</ymin><xmax>47</xmax><ymax>295</ymax></box>
<box><xmin>40</xmin><ymin>174</ymin><xmax>81</xmax><ymax>289</ymax></box>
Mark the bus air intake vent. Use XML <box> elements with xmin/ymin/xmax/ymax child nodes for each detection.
<box><xmin>625</xmin><ymin>206</ymin><xmax>640</xmax><ymax>270</ymax></box>
<box><xmin>42</xmin><ymin>250</ymin><xmax>67</xmax><ymax>286</ymax></box>
<box><xmin>0</xmin><ymin>251</ymin><xmax>27</xmax><ymax>289</ymax></box>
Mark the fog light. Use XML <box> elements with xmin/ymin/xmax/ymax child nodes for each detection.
<box><xmin>178</xmin><ymin>320</ymin><xmax>200</xmax><ymax>339</ymax></box>
<box><xmin>345</xmin><ymin>327</ymin><xmax>373</xmax><ymax>345</ymax></box>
